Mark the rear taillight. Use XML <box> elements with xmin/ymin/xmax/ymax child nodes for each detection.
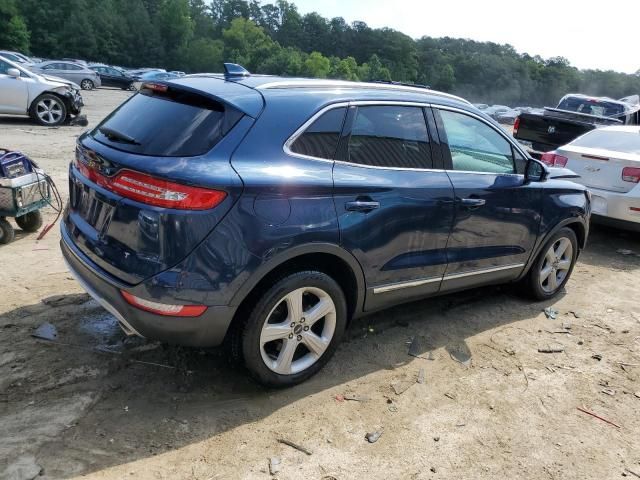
<box><xmin>622</xmin><ymin>167</ymin><xmax>640</xmax><ymax>183</ymax></box>
<box><xmin>540</xmin><ymin>152</ymin><xmax>568</xmax><ymax>168</ymax></box>
<box><xmin>513</xmin><ymin>116</ymin><xmax>520</xmax><ymax>135</ymax></box>
<box><xmin>121</xmin><ymin>291</ymin><xmax>207</xmax><ymax>317</ymax></box>
<box><xmin>75</xmin><ymin>158</ymin><xmax>226</xmax><ymax>210</ymax></box>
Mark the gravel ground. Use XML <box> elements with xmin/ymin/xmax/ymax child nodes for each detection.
<box><xmin>0</xmin><ymin>89</ymin><xmax>639</xmax><ymax>480</ymax></box>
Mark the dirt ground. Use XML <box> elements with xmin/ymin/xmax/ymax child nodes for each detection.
<box><xmin>1</xmin><ymin>89</ymin><xmax>639</xmax><ymax>480</ymax></box>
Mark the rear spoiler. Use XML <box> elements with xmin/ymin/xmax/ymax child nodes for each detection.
<box><xmin>546</xmin><ymin>167</ymin><xmax>581</xmax><ymax>180</ymax></box>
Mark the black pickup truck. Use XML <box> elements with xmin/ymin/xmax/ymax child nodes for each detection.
<box><xmin>513</xmin><ymin>94</ymin><xmax>640</xmax><ymax>153</ymax></box>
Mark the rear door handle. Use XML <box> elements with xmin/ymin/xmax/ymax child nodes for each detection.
<box><xmin>345</xmin><ymin>200</ymin><xmax>380</xmax><ymax>213</ymax></box>
<box><xmin>460</xmin><ymin>198</ymin><xmax>486</xmax><ymax>210</ymax></box>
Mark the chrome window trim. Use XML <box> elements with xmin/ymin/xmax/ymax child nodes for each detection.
<box><xmin>372</xmin><ymin>263</ymin><xmax>525</xmax><ymax>294</ymax></box>
<box><xmin>283</xmin><ymin>100</ymin><xmax>445</xmax><ymax>171</ymax></box>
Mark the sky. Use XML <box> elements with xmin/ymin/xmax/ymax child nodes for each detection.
<box><xmin>292</xmin><ymin>0</ymin><xmax>639</xmax><ymax>74</ymax></box>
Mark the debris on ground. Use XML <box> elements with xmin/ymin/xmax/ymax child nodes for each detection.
<box><xmin>617</xmin><ymin>249</ymin><xmax>634</xmax><ymax>256</ymax></box>
<box><xmin>624</xmin><ymin>468</ymin><xmax>640</xmax><ymax>479</ymax></box>
<box><xmin>569</xmin><ymin>310</ymin><xmax>581</xmax><ymax>319</ymax></box>
<box><xmin>334</xmin><ymin>394</ymin><xmax>345</xmax><ymax>402</ymax></box>
<box><xmin>42</xmin><ymin>293</ymin><xmax>90</xmax><ymax>307</ymax></box>
<box><xmin>447</xmin><ymin>342</ymin><xmax>472</xmax><ymax>367</ymax></box>
<box><xmin>31</xmin><ymin>322</ymin><xmax>58</xmax><ymax>341</ymax></box>
<box><xmin>277</xmin><ymin>438</ymin><xmax>312</xmax><ymax>456</ymax></box>
<box><xmin>344</xmin><ymin>394</ymin><xmax>370</xmax><ymax>402</ymax></box>
<box><xmin>407</xmin><ymin>335</ymin><xmax>430</xmax><ymax>358</ymax></box>
<box><xmin>269</xmin><ymin>457</ymin><xmax>281</xmax><ymax>475</ymax></box>
<box><xmin>544</xmin><ymin>307</ymin><xmax>559</xmax><ymax>320</ymax></box>
<box><xmin>444</xmin><ymin>392</ymin><xmax>456</xmax><ymax>400</ymax></box>
<box><xmin>538</xmin><ymin>346</ymin><xmax>565</xmax><ymax>353</ymax></box>
<box><xmin>417</xmin><ymin>368</ymin><xmax>426</xmax><ymax>384</ymax></box>
<box><xmin>391</xmin><ymin>379</ymin><xmax>414</xmax><ymax>395</ymax></box>
<box><xmin>592</xmin><ymin>354</ymin><xmax>603</xmax><ymax>361</ymax></box>
<box><xmin>562</xmin><ymin>322</ymin><xmax>572</xmax><ymax>330</ymax></box>
<box><xmin>386</xmin><ymin>397</ymin><xmax>398</xmax><ymax>412</ymax></box>
<box><xmin>576</xmin><ymin>407</ymin><xmax>620</xmax><ymax>428</ymax></box>
<box><xmin>365</xmin><ymin>429</ymin><xmax>383</xmax><ymax>443</ymax></box>
<box><xmin>601</xmin><ymin>389</ymin><xmax>616</xmax><ymax>396</ymax></box>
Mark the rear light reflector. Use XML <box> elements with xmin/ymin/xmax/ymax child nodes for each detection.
<box><xmin>142</xmin><ymin>82</ymin><xmax>168</xmax><ymax>92</ymax></box>
<box><xmin>513</xmin><ymin>116</ymin><xmax>520</xmax><ymax>135</ymax></box>
<box><xmin>622</xmin><ymin>167</ymin><xmax>640</xmax><ymax>183</ymax></box>
<box><xmin>540</xmin><ymin>152</ymin><xmax>568</xmax><ymax>168</ymax></box>
<box><xmin>121</xmin><ymin>291</ymin><xmax>207</xmax><ymax>317</ymax></box>
<box><xmin>630</xmin><ymin>207</ymin><xmax>640</xmax><ymax>212</ymax></box>
<box><xmin>74</xmin><ymin>158</ymin><xmax>226</xmax><ymax>210</ymax></box>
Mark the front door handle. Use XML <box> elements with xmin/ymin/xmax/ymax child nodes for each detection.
<box><xmin>345</xmin><ymin>199</ymin><xmax>380</xmax><ymax>213</ymax></box>
<box><xmin>460</xmin><ymin>198</ymin><xmax>486</xmax><ymax>210</ymax></box>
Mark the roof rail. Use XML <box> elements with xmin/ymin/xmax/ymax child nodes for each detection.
<box><xmin>224</xmin><ymin>63</ymin><xmax>250</xmax><ymax>79</ymax></box>
<box><xmin>371</xmin><ymin>80</ymin><xmax>431</xmax><ymax>90</ymax></box>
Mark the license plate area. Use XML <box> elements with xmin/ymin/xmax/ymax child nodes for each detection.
<box><xmin>71</xmin><ymin>177</ymin><xmax>116</xmax><ymax>235</ymax></box>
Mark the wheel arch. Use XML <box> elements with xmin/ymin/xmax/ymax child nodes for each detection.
<box><xmin>28</xmin><ymin>91</ymin><xmax>70</xmax><ymax>123</ymax></box>
<box><xmin>225</xmin><ymin>243</ymin><xmax>366</xmax><ymax>342</ymax></box>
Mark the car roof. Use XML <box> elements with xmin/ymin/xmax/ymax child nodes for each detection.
<box><xmin>176</xmin><ymin>74</ymin><xmax>472</xmax><ymax>109</ymax></box>
<box><xmin>594</xmin><ymin>125</ymin><xmax>640</xmax><ymax>133</ymax></box>
<box><xmin>39</xmin><ymin>60</ymin><xmax>86</xmax><ymax>67</ymax></box>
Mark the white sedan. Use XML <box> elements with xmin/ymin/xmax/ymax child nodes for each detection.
<box><xmin>541</xmin><ymin>126</ymin><xmax>640</xmax><ymax>231</ymax></box>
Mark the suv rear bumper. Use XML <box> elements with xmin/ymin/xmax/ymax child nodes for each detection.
<box><xmin>61</xmin><ymin>228</ymin><xmax>236</xmax><ymax>347</ymax></box>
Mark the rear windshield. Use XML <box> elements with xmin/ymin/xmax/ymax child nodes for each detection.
<box><xmin>91</xmin><ymin>86</ymin><xmax>243</xmax><ymax>156</ymax></box>
<box><xmin>573</xmin><ymin>128</ymin><xmax>640</xmax><ymax>154</ymax></box>
<box><xmin>557</xmin><ymin>96</ymin><xmax>625</xmax><ymax>118</ymax></box>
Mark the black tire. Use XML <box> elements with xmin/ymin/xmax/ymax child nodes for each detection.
<box><xmin>29</xmin><ymin>94</ymin><xmax>67</xmax><ymax>127</ymax></box>
<box><xmin>126</xmin><ymin>83</ymin><xmax>137</xmax><ymax>91</ymax></box>
<box><xmin>80</xmin><ymin>79</ymin><xmax>94</xmax><ymax>90</ymax></box>
<box><xmin>15</xmin><ymin>211</ymin><xmax>43</xmax><ymax>232</ymax></box>
<box><xmin>521</xmin><ymin>227</ymin><xmax>578</xmax><ymax>301</ymax></box>
<box><xmin>0</xmin><ymin>218</ymin><xmax>15</xmax><ymax>244</ymax></box>
<box><xmin>236</xmin><ymin>271</ymin><xmax>347</xmax><ymax>388</ymax></box>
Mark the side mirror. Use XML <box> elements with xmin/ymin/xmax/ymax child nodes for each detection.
<box><xmin>524</xmin><ymin>158</ymin><xmax>546</xmax><ymax>183</ymax></box>
<box><xmin>7</xmin><ymin>68</ymin><xmax>20</xmax><ymax>78</ymax></box>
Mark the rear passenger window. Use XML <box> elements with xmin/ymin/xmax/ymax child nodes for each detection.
<box><xmin>439</xmin><ymin>110</ymin><xmax>515</xmax><ymax>174</ymax></box>
<box><xmin>290</xmin><ymin>107</ymin><xmax>346</xmax><ymax>159</ymax></box>
<box><xmin>348</xmin><ymin>106</ymin><xmax>432</xmax><ymax>169</ymax></box>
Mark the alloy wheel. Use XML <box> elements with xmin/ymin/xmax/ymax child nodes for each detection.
<box><xmin>259</xmin><ymin>287</ymin><xmax>337</xmax><ymax>375</ymax></box>
<box><xmin>36</xmin><ymin>98</ymin><xmax>63</xmax><ymax>125</ymax></box>
<box><xmin>81</xmin><ymin>79</ymin><xmax>94</xmax><ymax>90</ymax></box>
<box><xmin>539</xmin><ymin>237</ymin><xmax>573</xmax><ymax>293</ymax></box>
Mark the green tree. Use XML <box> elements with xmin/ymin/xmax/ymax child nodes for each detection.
<box><xmin>180</xmin><ymin>37</ymin><xmax>224</xmax><ymax>72</ymax></box>
<box><xmin>0</xmin><ymin>0</ymin><xmax>29</xmax><ymax>51</ymax></box>
<box><xmin>222</xmin><ymin>17</ymin><xmax>278</xmax><ymax>71</ymax></box>
<box><xmin>302</xmin><ymin>51</ymin><xmax>330</xmax><ymax>78</ymax></box>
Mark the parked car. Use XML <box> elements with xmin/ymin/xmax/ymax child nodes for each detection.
<box><xmin>0</xmin><ymin>50</ymin><xmax>34</xmax><ymax>66</ymax></box>
<box><xmin>0</xmin><ymin>55</ymin><xmax>84</xmax><ymax>126</ymax></box>
<box><xmin>29</xmin><ymin>61</ymin><xmax>101</xmax><ymax>90</ymax></box>
<box><xmin>131</xmin><ymin>71</ymin><xmax>182</xmax><ymax>89</ymax></box>
<box><xmin>484</xmin><ymin>105</ymin><xmax>512</xmax><ymax>120</ymax></box>
<box><xmin>514</xmin><ymin>94</ymin><xmax>640</xmax><ymax>153</ymax></box>
<box><xmin>543</xmin><ymin>126</ymin><xmax>640</xmax><ymax>232</ymax></box>
<box><xmin>89</xmin><ymin>64</ymin><xmax>136</xmax><ymax>90</ymax></box>
<box><xmin>127</xmin><ymin>68</ymin><xmax>166</xmax><ymax>78</ymax></box>
<box><xmin>61</xmin><ymin>66</ymin><xmax>590</xmax><ymax>387</ymax></box>
<box><xmin>496</xmin><ymin>109</ymin><xmax>519</xmax><ymax>125</ymax></box>
<box><xmin>473</xmin><ymin>103</ymin><xmax>489</xmax><ymax>110</ymax></box>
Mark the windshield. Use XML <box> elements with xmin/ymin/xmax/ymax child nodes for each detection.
<box><xmin>572</xmin><ymin>128</ymin><xmax>640</xmax><ymax>154</ymax></box>
<box><xmin>557</xmin><ymin>96</ymin><xmax>625</xmax><ymax>117</ymax></box>
<box><xmin>91</xmin><ymin>86</ymin><xmax>243</xmax><ymax>157</ymax></box>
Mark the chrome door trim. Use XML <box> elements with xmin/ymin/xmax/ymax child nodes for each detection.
<box><xmin>442</xmin><ymin>263</ymin><xmax>525</xmax><ymax>281</ymax></box>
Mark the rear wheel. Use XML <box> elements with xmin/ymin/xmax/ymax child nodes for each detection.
<box><xmin>237</xmin><ymin>271</ymin><xmax>347</xmax><ymax>388</ymax></box>
<box><xmin>80</xmin><ymin>79</ymin><xmax>94</xmax><ymax>90</ymax></box>
<box><xmin>0</xmin><ymin>218</ymin><xmax>15</xmax><ymax>244</ymax></box>
<box><xmin>30</xmin><ymin>94</ymin><xmax>67</xmax><ymax>126</ymax></box>
<box><xmin>15</xmin><ymin>211</ymin><xmax>43</xmax><ymax>232</ymax></box>
<box><xmin>522</xmin><ymin>227</ymin><xmax>578</xmax><ymax>300</ymax></box>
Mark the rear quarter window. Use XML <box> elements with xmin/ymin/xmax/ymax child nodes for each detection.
<box><xmin>91</xmin><ymin>86</ymin><xmax>243</xmax><ymax>157</ymax></box>
<box><xmin>289</xmin><ymin>107</ymin><xmax>346</xmax><ymax>159</ymax></box>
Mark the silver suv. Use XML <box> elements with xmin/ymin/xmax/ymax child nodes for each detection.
<box><xmin>0</xmin><ymin>56</ymin><xmax>84</xmax><ymax>126</ymax></box>
<box><xmin>30</xmin><ymin>60</ymin><xmax>101</xmax><ymax>90</ymax></box>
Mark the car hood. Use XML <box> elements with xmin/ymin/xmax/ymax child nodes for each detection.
<box><xmin>39</xmin><ymin>74</ymin><xmax>81</xmax><ymax>90</ymax></box>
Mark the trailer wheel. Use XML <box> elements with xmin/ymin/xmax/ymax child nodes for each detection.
<box><xmin>0</xmin><ymin>218</ymin><xmax>15</xmax><ymax>244</ymax></box>
<box><xmin>16</xmin><ymin>211</ymin><xmax>43</xmax><ymax>232</ymax></box>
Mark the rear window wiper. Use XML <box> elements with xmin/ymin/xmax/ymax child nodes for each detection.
<box><xmin>98</xmin><ymin>126</ymin><xmax>141</xmax><ymax>145</ymax></box>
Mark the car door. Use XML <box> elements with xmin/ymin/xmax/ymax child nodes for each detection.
<box><xmin>332</xmin><ymin>103</ymin><xmax>455</xmax><ymax>310</ymax></box>
<box><xmin>432</xmin><ymin>106</ymin><xmax>542</xmax><ymax>292</ymax></box>
<box><xmin>0</xmin><ymin>58</ymin><xmax>28</xmax><ymax>114</ymax></box>
<box><xmin>64</xmin><ymin>63</ymin><xmax>84</xmax><ymax>83</ymax></box>
<box><xmin>41</xmin><ymin>62</ymin><xmax>66</xmax><ymax>80</ymax></box>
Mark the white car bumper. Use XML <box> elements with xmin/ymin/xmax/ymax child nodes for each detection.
<box><xmin>589</xmin><ymin>184</ymin><xmax>640</xmax><ymax>230</ymax></box>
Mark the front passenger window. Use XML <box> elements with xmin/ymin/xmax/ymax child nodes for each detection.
<box><xmin>439</xmin><ymin>110</ymin><xmax>515</xmax><ymax>174</ymax></box>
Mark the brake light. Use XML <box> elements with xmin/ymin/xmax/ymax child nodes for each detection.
<box><xmin>121</xmin><ymin>291</ymin><xmax>207</xmax><ymax>317</ymax></box>
<box><xmin>540</xmin><ymin>152</ymin><xmax>568</xmax><ymax>168</ymax></box>
<box><xmin>513</xmin><ymin>116</ymin><xmax>520</xmax><ymax>135</ymax></box>
<box><xmin>75</xmin><ymin>158</ymin><xmax>226</xmax><ymax>210</ymax></box>
<box><xmin>109</xmin><ymin>170</ymin><xmax>226</xmax><ymax>209</ymax></box>
<box><xmin>622</xmin><ymin>167</ymin><xmax>640</xmax><ymax>183</ymax></box>
<box><xmin>143</xmin><ymin>82</ymin><xmax>168</xmax><ymax>92</ymax></box>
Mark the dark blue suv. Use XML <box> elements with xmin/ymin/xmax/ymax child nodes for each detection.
<box><xmin>61</xmin><ymin>65</ymin><xmax>590</xmax><ymax>387</ymax></box>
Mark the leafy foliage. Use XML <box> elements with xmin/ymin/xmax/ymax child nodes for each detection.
<box><xmin>2</xmin><ymin>0</ymin><xmax>639</xmax><ymax>105</ymax></box>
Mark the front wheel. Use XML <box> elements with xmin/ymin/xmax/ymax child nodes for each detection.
<box><xmin>30</xmin><ymin>94</ymin><xmax>67</xmax><ymax>126</ymax></box>
<box><xmin>237</xmin><ymin>271</ymin><xmax>347</xmax><ymax>388</ymax></box>
<box><xmin>522</xmin><ymin>227</ymin><xmax>578</xmax><ymax>300</ymax></box>
<box><xmin>80</xmin><ymin>79</ymin><xmax>95</xmax><ymax>90</ymax></box>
